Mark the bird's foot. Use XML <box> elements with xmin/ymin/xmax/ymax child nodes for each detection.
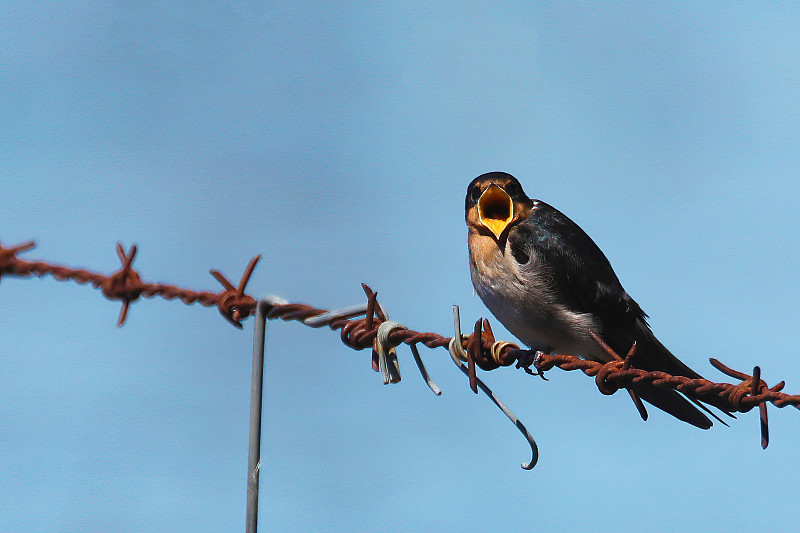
<box><xmin>516</xmin><ymin>349</ymin><xmax>549</xmax><ymax>381</ymax></box>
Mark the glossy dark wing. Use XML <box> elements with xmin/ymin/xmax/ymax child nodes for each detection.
<box><xmin>508</xmin><ymin>200</ymin><xmax>732</xmax><ymax>426</ymax></box>
<box><xmin>508</xmin><ymin>199</ymin><xmax>647</xmax><ymax>332</ymax></box>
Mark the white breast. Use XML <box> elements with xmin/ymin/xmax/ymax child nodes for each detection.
<box><xmin>468</xmin><ymin>232</ymin><xmax>605</xmax><ymax>360</ymax></box>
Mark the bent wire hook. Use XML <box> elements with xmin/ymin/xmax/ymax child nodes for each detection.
<box><xmin>449</xmin><ymin>306</ymin><xmax>539</xmax><ymax>470</ymax></box>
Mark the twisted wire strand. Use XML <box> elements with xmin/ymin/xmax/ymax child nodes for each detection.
<box><xmin>2</xmin><ymin>239</ymin><xmax>798</xmax><ymax>448</ymax></box>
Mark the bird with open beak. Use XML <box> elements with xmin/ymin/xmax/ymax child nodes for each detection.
<box><xmin>465</xmin><ymin>171</ymin><xmax>729</xmax><ymax>428</ymax></box>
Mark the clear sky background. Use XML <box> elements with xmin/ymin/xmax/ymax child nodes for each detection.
<box><xmin>3</xmin><ymin>2</ymin><xmax>800</xmax><ymax>531</ymax></box>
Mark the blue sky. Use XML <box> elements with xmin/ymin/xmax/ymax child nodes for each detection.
<box><xmin>3</xmin><ymin>2</ymin><xmax>800</xmax><ymax>531</ymax></box>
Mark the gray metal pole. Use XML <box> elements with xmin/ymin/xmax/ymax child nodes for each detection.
<box><xmin>246</xmin><ymin>300</ymin><xmax>270</xmax><ymax>533</ymax></box>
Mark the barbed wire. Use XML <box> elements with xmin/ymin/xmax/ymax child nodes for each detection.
<box><xmin>2</xmin><ymin>239</ymin><xmax>798</xmax><ymax>465</ymax></box>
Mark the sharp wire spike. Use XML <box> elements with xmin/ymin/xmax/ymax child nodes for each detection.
<box><xmin>409</xmin><ymin>343</ymin><xmax>441</xmax><ymax>396</ymax></box>
<box><xmin>238</xmin><ymin>255</ymin><xmax>261</xmax><ymax>295</ymax></box>
<box><xmin>467</xmin><ymin>319</ymin><xmax>480</xmax><ymax>393</ymax></box>
<box><xmin>627</xmin><ymin>389</ymin><xmax>649</xmax><ymax>421</ymax></box>
<box><xmin>751</xmin><ymin>366</ymin><xmax>769</xmax><ymax>449</ymax></box>
<box><xmin>210</xmin><ymin>269</ymin><xmax>235</xmax><ymax>291</ymax></box>
<box><xmin>117</xmin><ymin>300</ymin><xmax>130</xmax><ymax>327</ymax></box>
<box><xmin>364</xmin><ymin>290</ymin><xmax>377</xmax><ymax>333</ymax></box>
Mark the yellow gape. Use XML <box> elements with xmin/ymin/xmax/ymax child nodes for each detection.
<box><xmin>478</xmin><ymin>184</ymin><xmax>514</xmax><ymax>239</ymax></box>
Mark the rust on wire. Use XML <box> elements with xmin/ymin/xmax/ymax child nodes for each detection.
<box><xmin>1</xmin><ymin>240</ymin><xmax>232</xmax><ymax>315</ymax></box>
<box><xmin>2</xmin><ymin>239</ymin><xmax>800</xmax><ymax>460</ymax></box>
<box><xmin>210</xmin><ymin>255</ymin><xmax>260</xmax><ymax>328</ymax></box>
<box><xmin>101</xmin><ymin>243</ymin><xmax>143</xmax><ymax>326</ymax></box>
<box><xmin>467</xmin><ymin>319</ymin><xmax>480</xmax><ymax>394</ymax></box>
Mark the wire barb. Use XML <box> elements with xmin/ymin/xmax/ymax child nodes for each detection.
<box><xmin>467</xmin><ymin>319</ymin><xmax>481</xmax><ymax>394</ymax></box>
<box><xmin>102</xmin><ymin>243</ymin><xmax>143</xmax><ymax>326</ymax></box>
<box><xmin>210</xmin><ymin>255</ymin><xmax>260</xmax><ymax>328</ymax></box>
<box><xmin>710</xmin><ymin>358</ymin><xmax>770</xmax><ymax>448</ymax></box>
<box><xmin>588</xmin><ymin>330</ymin><xmax>648</xmax><ymax>420</ymax></box>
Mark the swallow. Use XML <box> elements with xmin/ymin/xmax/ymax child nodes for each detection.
<box><xmin>465</xmin><ymin>171</ymin><xmax>730</xmax><ymax>428</ymax></box>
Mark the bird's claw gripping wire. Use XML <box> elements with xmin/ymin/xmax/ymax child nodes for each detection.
<box><xmin>449</xmin><ymin>305</ymin><xmax>539</xmax><ymax>470</ymax></box>
<box><xmin>514</xmin><ymin>349</ymin><xmax>550</xmax><ymax>380</ymax></box>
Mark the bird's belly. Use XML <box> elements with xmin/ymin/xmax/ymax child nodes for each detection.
<box><xmin>478</xmin><ymin>282</ymin><xmax>570</xmax><ymax>351</ymax></box>
<box><xmin>470</xmin><ymin>258</ymin><xmax>602</xmax><ymax>359</ymax></box>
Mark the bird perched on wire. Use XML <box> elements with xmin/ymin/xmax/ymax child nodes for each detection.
<box><xmin>465</xmin><ymin>171</ymin><xmax>730</xmax><ymax>428</ymax></box>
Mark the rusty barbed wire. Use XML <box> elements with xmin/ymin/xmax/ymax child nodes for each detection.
<box><xmin>2</xmin><ymin>239</ymin><xmax>799</xmax><ymax>456</ymax></box>
<box><xmin>0</xmin><ymin>240</ymin><xmax>258</xmax><ymax>327</ymax></box>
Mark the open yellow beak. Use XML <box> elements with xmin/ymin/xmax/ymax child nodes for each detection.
<box><xmin>477</xmin><ymin>185</ymin><xmax>514</xmax><ymax>240</ymax></box>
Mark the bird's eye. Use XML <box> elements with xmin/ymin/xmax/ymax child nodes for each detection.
<box><xmin>465</xmin><ymin>184</ymin><xmax>483</xmax><ymax>212</ymax></box>
<box><xmin>505</xmin><ymin>181</ymin><xmax>523</xmax><ymax>200</ymax></box>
